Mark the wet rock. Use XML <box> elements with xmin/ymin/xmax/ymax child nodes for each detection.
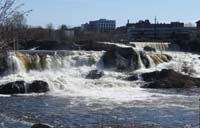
<box><xmin>102</xmin><ymin>46</ymin><xmax>140</xmax><ymax>71</ymax></box>
<box><xmin>0</xmin><ymin>80</ymin><xmax>50</xmax><ymax>94</ymax></box>
<box><xmin>142</xmin><ymin>69</ymin><xmax>200</xmax><ymax>88</ymax></box>
<box><xmin>0</xmin><ymin>81</ymin><xmax>26</xmax><ymax>94</ymax></box>
<box><xmin>140</xmin><ymin>51</ymin><xmax>150</xmax><ymax>68</ymax></box>
<box><xmin>126</xmin><ymin>75</ymin><xmax>139</xmax><ymax>81</ymax></box>
<box><xmin>0</xmin><ymin>53</ymin><xmax>9</xmax><ymax>75</ymax></box>
<box><xmin>28</xmin><ymin>81</ymin><xmax>50</xmax><ymax>93</ymax></box>
<box><xmin>144</xmin><ymin>46</ymin><xmax>156</xmax><ymax>52</ymax></box>
<box><xmin>150</xmin><ymin>54</ymin><xmax>172</xmax><ymax>65</ymax></box>
<box><xmin>31</xmin><ymin>124</ymin><xmax>53</xmax><ymax>128</ymax></box>
<box><xmin>86</xmin><ymin>70</ymin><xmax>104</xmax><ymax>79</ymax></box>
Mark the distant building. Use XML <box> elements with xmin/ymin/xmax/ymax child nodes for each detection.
<box><xmin>64</xmin><ymin>29</ymin><xmax>74</xmax><ymax>39</ymax></box>
<box><xmin>127</xmin><ymin>19</ymin><xmax>196</xmax><ymax>41</ymax></box>
<box><xmin>196</xmin><ymin>20</ymin><xmax>200</xmax><ymax>32</ymax></box>
<box><xmin>82</xmin><ymin>19</ymin><xmax>116</xmax><ymax>32</ymax></box>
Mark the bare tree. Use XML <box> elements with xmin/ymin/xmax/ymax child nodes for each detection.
<box><xmin>0</xmin><ymin>0</ymin><xmax>32</xmax><ymax>51</ymax></box>
<box><xmin>0</xmin><ymin>0</ymin><xmax>31</xmax><ymax>24</ymax></box>
<box><xmin>46</xmin><ymin>23</ymin><xmax>54</xmax><ymax>40</ymax></box>
<box><xmin>57</xmin><ymin>24</ymin><xmax>68</xmax><ymax>42</ymax></box>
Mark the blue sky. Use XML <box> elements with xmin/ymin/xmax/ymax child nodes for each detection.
<box><xmin>20</xmin><ymin>0</ymin><xmax>200</xmax><ymax>28</ymax></box>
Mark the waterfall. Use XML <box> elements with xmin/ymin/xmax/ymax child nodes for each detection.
<box><xmin>6</xmin><ymin>52</ymin><xmax>26</xmax><ymax>73</ymax></box>
<box><xmin>135</xmin><ymin>50</ymin><xmax>146</xmax><ymax>69</ymax></box>
<box><xmin>6</xmin><ymin>51</ymin><xmax>104</xmax><ymax>73</ymax></box>
<box><xmin>4</xmin><ymin>49</ymin><xmax>173</xmax><ymax>74</ymax></box>
<box><xmin>0</xmin><ymin>47</ymin><xmax>186</xmax><ymax>102</ymax></box>
<box><xmin>130</xmin><ymin>42</ymin><xmax>170</xmax><ymax>51</ymax></box>
<box><xmin>149</xmin><ymin>54</ymin><xmax>172</xmax><ymax>65</ymax></box>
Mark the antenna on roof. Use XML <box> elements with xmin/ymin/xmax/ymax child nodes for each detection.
<box><xmin>127</xmin><ymin>19</ymin><xmax>130</xmax><ymax>25</ymax></box>
<box><xmin>154</xmin><ymin>16</ymin><xmax>157</xmax><ymax>40</ymax></box>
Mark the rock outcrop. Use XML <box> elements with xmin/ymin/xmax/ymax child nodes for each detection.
<box><xmin>140</xmin><ymin>51</ymin><xmax>150</xmax><ymax>68</ymax></box>
<box><xmin>0</xmin><ymin>81</ymin><xmax>26</xmax><ymax>94</ymax></box>
<box><xmin>144</xmin><ymin>46</ymin><xmax>156</xmax><ymax>52</ymax></box>
<box><xmin>86</xmin><ymin>70</ymin><xmax>104</xmax><ymax>79</ymax></box>
<box><xmin>149</xmin><ymin>54</ymin><xmax>172</xmax><ymax>65</ymax></box>
<box><xmin>125</xmin><ymin>75</ymin><xmax>139</xmax><ymax>81</ymax></box>
<box><xmin>141</xmin><ymin>69</ymin><xmax>200</xmax><ymax>88</ymax></box>
<box><xmin>0</xmin><ymin>80</ymin><xmax>50</xmax><ymax>94</ymax></box>
<box><xmin>27</xmin><ymin>81</ymin><xmax>50</xmax><ymax>93</ymax></box>
<box><xmin>102</xmin><ymin>46</ymin><xmax>140</xmax><ymax>71</ymax></box>
<box><xmin>102</xmin><ymin>44</ymin><xmax>172</xmax><ymax>71</ymax></box>
<box><xmin>0</xmin><ymin>53</ymin><xmax>8</xmax><ymax>75</ymax></box>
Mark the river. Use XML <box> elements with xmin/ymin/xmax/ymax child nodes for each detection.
<box><xmin>0</xmin><ymin>48</ymin><xmax>199</xmax><ymax>128</ymax></box>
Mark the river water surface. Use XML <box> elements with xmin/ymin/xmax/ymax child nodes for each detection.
<box><xmin>0</xmin><ymin>49</ymin><xmax>200</xmax><ymax>128</ymax></box>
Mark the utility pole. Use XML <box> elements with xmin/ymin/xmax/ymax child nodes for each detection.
<box><xmin>154</xmin><ymin>16</ymin><xmax>157</xmax><ymax>41</ymax></box>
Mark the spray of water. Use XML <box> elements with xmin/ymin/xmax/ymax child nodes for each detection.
<box><xmin>1</xmin><ymin>46</ymin><xmax>200</xmax><ymax>104</ymax></box>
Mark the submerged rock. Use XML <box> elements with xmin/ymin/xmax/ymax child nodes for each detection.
<box><xmin>142</xmin><ymin>69</ymin><xmax>200</xmax><ymax>88</ymax></box>
<box><xmin>102</xmin><ymin>46</ymin><xmax>140</xmax><ymax>71</ymax></box>
<box><xmin>31</xmin><ymin>124</ymin><xmax>53</xmax><ymax>128</ymax></box>
<box><xmin>126</xmin><ymin>75</ymin><xmax>139</xmax><ymax>81</ymax></box>
<box><xmin>144</xmin><ymin>46</ymin><xmax>156</xmax><ymax>52</ymax></box>
<box><xmin>149</xmin><ymin>54</ymin><xmax>172</xmax><ymax>65</ymax></box>
<box><xmin>140</xmin><ymin>51</ymin><xmax>151</xmax><ymax>68</ymax></box>
<box><xmin>0</xmin><ymin>80</ymin><xmax>50</xmax><ymax>94</ymax></box>
<box><xmin>86</xmin><ymin>70</ymin><xmax>104</xmax><ymax>79</ymax></box>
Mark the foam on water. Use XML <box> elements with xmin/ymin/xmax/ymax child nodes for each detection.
<box><xmin>130</xmin><ymin>42</ymin><xmax>170</xmax><ymax>51</ymax></box>
<box><xmin>134</xmin><ymin>51</ymin><xmax>200</xmax><ymax>76</ymax></box>
<box><xmin>1</xmin><ymin>47</ymin><xmax>200</xmax><ymax>128</ymax></box>
<box><xmin>1</xmin><ymin>49</ymin><xmax>200</xmax><ymax>105</ymax></box>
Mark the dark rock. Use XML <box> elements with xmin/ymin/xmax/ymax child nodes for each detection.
<box><xmin>0</xmin><ymin>81</ymin><xmax>26</xmax><ymax>94</ymax></box>
<box><xmin>140</xmin><ymin>51</ymin><xmax>150</xmax><ymax>68</ymax></box>
<box><xmin>31</xmin><ymin>124</ymin><xmax>53</xmax><ymax>128</ymax></box>
<box><xmin>126</xmin><ymin>75</ymin><xmax>139</xmax><ymax>81</ymax></box>
<box><xmin>163</xmin><ymin>54</ymin><xmax>172</xmax><ymax>62</ymax></box>
<box><xmin>86</xmin><ymin>70</ymin><xmax>104</xmax><ymax>79</ymax></box>
<box><xmin>142</xmin><ymin>69</ymin><xmax>200</xmax><ymax>88</ymax></box>
<box><xmin>0</xmin><ymin>53</ymin><xmax>9</xmax><ymax>75</ymax></box>
<box><xmin>102</xmin><ymin>46</ymin><xmax>140</xmax><ymax>71</ymax></box>
<box><xmin>144</xmin><ymin>46</ymin><xmax>156</xmax><ymax>52</ymax></box>
<box><xmin>28</xmin><ymin>81</ymin><xmax>50</xmax><ymax>93</ymax></box>
<box><xmin>0</xmin><ymin>80</ymin><xmax>50</xmax><ymax>94</ymax></box>
<box><xmin>150</xmin><ymin>54</ymin><xmax>172</xmax><ymax>65</ymax></box>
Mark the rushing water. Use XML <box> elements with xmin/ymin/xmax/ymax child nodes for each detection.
<box><xmin>0</xmin><ymin>47</ymin><xmax>200</xmax><ymax>128</ymax></box>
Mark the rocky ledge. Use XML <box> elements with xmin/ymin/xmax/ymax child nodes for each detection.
<box><xmin>102</xmin><ymin>46</ymin><xmax>141</xmax><ymax>71</ymax></box>
<box><xmin>142</xmin><ymin>69</ymin><xmax>200</xmax><ymax>88</ymax></box>
<box><xmin>0</xmin><ymin>80</ymin><xmax>50</xmax><ymax>94</ymax></box>
<box><xmin>86</xmin><ymin>70</ymin><xmax>104</xmax><ymax>79</ymax></box>
<box><xmin>126</xmin><ymin>69</ymin><xmax>200</xmax><ymax>88</ymax></box>
<box><xmin>143</xmin><ymin>46</ymin><xmax>156</xmax><ymax>52</ymax></box>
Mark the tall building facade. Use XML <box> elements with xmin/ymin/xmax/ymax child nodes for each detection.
<box><xmin>82</xmin><ymin>19</ymin><xmax>116</xmax><ymax>32</ymax></box>
<box><xmin>127</xmin><ymin>20</ymin><xmax>196</xmax><ymax>41</ymax></box>
<box><xmin>196</xmin><ymin>20</ymin><xmax>200</xmax><ymax>32</ymax></box>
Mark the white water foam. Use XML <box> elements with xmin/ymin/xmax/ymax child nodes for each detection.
<box><xmin>1</xmin><ymin>49</ymin><xmax>200</xmax><ymax>105</ymax></box>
